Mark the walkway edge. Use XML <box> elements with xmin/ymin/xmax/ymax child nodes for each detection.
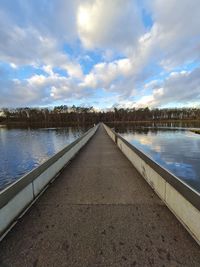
<box><xmin>0</xmin><ymin>124</ymin><xmax>99</xmax><ymax>239</ymax></box>
<box><xmin>103</xmin><ymin>123</ymin><xmax>200</xmax><ymax>246</ymax></box>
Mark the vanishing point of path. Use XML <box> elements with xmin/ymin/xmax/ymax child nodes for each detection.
<box><xmin>0</xmin><ymin>124</ymin><xmax>199</xmax><ymax>267</ymax></box>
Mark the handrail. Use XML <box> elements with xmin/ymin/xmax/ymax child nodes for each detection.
<box><xmin>0</xmin><ymin>124</ymin><xmax>98</xmax><ymax>209</ymax></box>
<box><xmin>0</xmin><ymin>124</ymin><xmax>99</xmax><ymax>238</ymax></box>
<box><xmin>104</xmin><ymin>124</ymin><xmax>200</xmax><ymax>211</ymax></box>
<box><xmin>103</xmin><ymin>123</ymin><xmax>200</xmax><ymax>245</ymax></box>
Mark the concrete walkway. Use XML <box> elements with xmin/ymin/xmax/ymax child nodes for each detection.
<box><xmin>0</xmin><ymin>125</ymin><xmax>199</xmax><ymax>267</ymax></box>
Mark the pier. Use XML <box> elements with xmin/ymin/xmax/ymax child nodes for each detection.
<box><xmin>0</xmin><ymin>124</ymin><xmax>200</xmax><ymax>266</ymax></box>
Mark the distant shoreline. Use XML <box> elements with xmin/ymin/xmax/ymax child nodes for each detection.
<box><xmin>107</xmin><ymin>119</ymin><xmax>200</xmax><ymax>124</ymax></box>
<box><xmin>0</xmin><ymin>122</ymin><xmax>93</xmax><ymax>129</ymax></box>
<box><xmin>0</xmin><ymin>119</ymin><xmax>200</xmax><ymax>128</ymax></box>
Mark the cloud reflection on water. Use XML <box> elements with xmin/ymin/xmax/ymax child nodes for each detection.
<box><xmin>119</xmin><ymin>128</ymin><xmax>200</xmax><ymax>192</ymax></box>
<box><xmin>0</xmin><ymin>127</ymin><xmax>86</xmax><ymax>190</ymax></box>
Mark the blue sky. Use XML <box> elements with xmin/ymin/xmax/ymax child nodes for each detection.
<box><xmin>0</xmin><ymin>0</ymin><xmax>200</xmax><ymax>109</ymax></box>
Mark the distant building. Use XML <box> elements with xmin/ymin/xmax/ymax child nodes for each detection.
<box><xmin>0</xmin><ymin>110</ymin><xmax>6</xmax><ymax>117</ymax></box>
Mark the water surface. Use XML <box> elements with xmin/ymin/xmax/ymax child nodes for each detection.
<box><xmin>0</xmin><ymin>126</ymin><xmax>88</xmax><ymax>190</ymax></box>
<box><xmin>115</xmin><ymin>126</ymin><xmax>200</xmax><ymax>193</ymax></box>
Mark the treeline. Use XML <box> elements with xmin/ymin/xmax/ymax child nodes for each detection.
<box><xmin>0</xmin><ymin>105</ymin><xmax>200</xmax><ymax>125</ymax></box>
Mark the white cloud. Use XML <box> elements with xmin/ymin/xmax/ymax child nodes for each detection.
<box><xmin>81</xmin><ymin>58</ymin><xmax>133</xmax><ymax>89</ymax></box>
<box><xmin>0</xmin><ymin>4</ymin><xmax>83</xmax><ymax>78</ymax></box>
<box><xmin>0</xmin><ymin>79</ymin><xmax>47</xmax><ymax>106</ymax></box>
<box><xmin>149</xmin><ymin>0</ymin><xmax>200</xmax><ymax>69</ymax></box>
<box><xmin>137</xmin><ymin>68</ymin><xmax>200</xmax><ymax>108</ymax></box>
<box><xmin>43</xmin><ymin>65</ymin><xmax>54</xmax><ymax>76</ymax></box>
<box><xmin>144</xmin><ymin>79</ymin><xmax>161</xmax><ymax>89</ymax></box>
<box><xmin>97</xmin><ymin>0</ymin><xmax>200</xmax><ymax>103</ymax></box>
<box><xmin>26</xmin><ymin>72</ymin><xmax>89</xmax><ymax>101</ymax></box>
<box><xmin>10</xmin><ymin>63</ymin><xmax>17</xmax><ymax>69</ymax></box>
<box><xmin>77</xmin><ymin>0</ymin><xmax>144</xmax><ymax>51</ymax></box>
<box><xmin>0</xmin><ymin>0</ymin><xmax>200</xmax><ymax>108</ymax></box>
<box><xmin>0</xmin><ymin>71</ymin><xmax>91</xmax><ymax>107</ymax></box>
<box><xmin>0</xmin><ymin>0</ymin><xmax>79</xmax><ymax>42</ymax></box>
<box><xmin>134</xmin><ymin>88</ymin><xmax>163</xmax><ymax>108</ymax></box>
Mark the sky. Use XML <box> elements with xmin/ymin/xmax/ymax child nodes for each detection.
<box><xmin>0</xmin><ymin>0</ymin><xmax>200</xmax><ymax>109</ymax></box>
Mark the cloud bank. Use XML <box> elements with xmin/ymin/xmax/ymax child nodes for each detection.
<box><xmin>0</xmin><ymin>0</ymin><xmax>199</xmax><ymax>108</ymax></box>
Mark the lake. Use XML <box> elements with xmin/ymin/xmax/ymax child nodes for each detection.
<box><xmin>114</xmin><ymin>125</ymin><xmax>200</xmax><ymax>193</ymax></box>
<box><xmin>0</xmin><ymin>126</ymin><xmax>88</xmax><ymax>190</ymax></box>
<box><xmin>1</xmin><ymin>123</ymin><xmax>200</xmax><ymax>194</ymax></box>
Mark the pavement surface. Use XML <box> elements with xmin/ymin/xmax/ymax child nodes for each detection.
<box><xmin>0</xmin><ymin>124</ymin><xmax>200</xmax><ymax>267</ymax></box>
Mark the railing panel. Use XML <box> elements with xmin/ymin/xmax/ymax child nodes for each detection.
<box><xmin>0</xmin><ymin>124</ymin><xmax>98</xmax><ymax>238</ymax></box>
<box><xmin>104</xmin><ymin>123</ymin><xmax>200</xmax><ymax>245</ymax></box>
